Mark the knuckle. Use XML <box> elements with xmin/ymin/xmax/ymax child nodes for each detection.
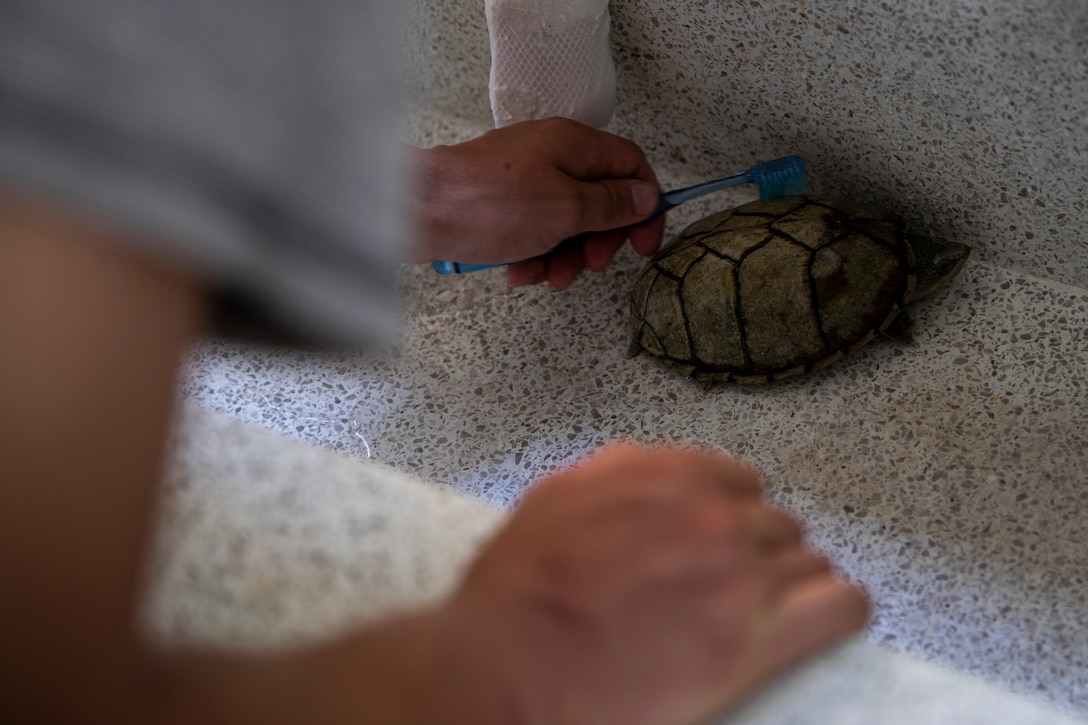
<box><xmin>843</xmin><ymin>584</ymin><xmax>872</xmax><ymax>625</ymax></box>
<box><xmin>587</xmin><ymin>442</ymin><xmax>634</xmax><ymax>474</ymax></box>
<box><xmin>557</xmin><ymin>189</ymin><xmax>591</xmax><ymax>229</ymax></box>
<box><xmin>535</xmin><ymin>117</ymin><xmax>578</xmax><ymax>148</ymax></box>
<box><xmin>603</xmin><ymin>181</ymin><xmax>628</xmax><ymax>219</ymax></box>
<box><xmin>686</xmin><ymin>500</ymin><xmax>744</xmax><ymax>542</ymax></box>
<box><xmin>539</xmin><ymin>115</ymin><xmax>569</xmax><ymax>131</ymax></box>
<box><xmin>669</xmin><ymin>454</ymin><xmax>723</xmax><ymax>493</ymax></box>
<box><xmin>568</xmin><ymin>183</ymin><xmax>629</xmax><ymax>233</ymax></box>
<box><xmin>592</xmin><ymin>440</ymin><xmax>648</xmax><ymax>466</ymax></box>
<box><xmin>542</xmin><ymin>115</ymin><xmax>583</xmax><ymax>139</ymax></box>
<box><xmin>788</xmin><ymin>550</ymin><xmax>831</xmax><ymax>580</ymax></box>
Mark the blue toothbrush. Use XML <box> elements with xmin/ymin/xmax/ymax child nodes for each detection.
<box><xmin>432</xmin><ymin>155</ymin><xmax>807</xmax><ymax>275</ymax></box>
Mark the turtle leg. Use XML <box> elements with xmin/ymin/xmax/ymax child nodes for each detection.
<box><xmin>879</xmin><ymin>310</ymin><xmax>916</xmax><ymax>346</ymax></box>
<box><xmin>625</xmin><ymin>336</ymin><xmax>643</xmax><ymax>360</ymax></box>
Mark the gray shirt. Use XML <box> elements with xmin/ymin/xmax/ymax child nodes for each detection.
<box><xmin>0</xmin><ymin>0</ymin><xmax>408</xmax><ymax>345</ymax></box>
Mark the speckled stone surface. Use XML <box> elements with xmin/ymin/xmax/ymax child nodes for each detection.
<box><xmin>150</xmin><ymin>405</ymin><xmax>1084</xmax><ymax>724</ymax></box>
<box><xmin>178</xmin><ymin>0</ymin><xmax>1088</xmax><ymax>714</ymax></box>
<box><xmin>145</xmin><ymin>403</ymin><xmax>506</xmax><ymax>650</ymax></box>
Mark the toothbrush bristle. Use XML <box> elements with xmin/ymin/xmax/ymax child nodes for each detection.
<box><xmin>754</xmin><ymin>155</ymin><xmax>808</xmax><ymax>199</ymax></box>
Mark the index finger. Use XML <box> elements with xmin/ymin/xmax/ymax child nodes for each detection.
<box><xmin>627</xmin><ymin>213</ymin><xmax>666</xmax><ymax>257</ymax></box>
<box><xmin>689</xmin><ymin>448</ymin><xmax>765</xmax><ymax>499</ymax></box>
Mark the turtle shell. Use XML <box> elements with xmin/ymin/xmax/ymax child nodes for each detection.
<box><xmin>629</xmin><ymin>195</ymin><xmax>917</xmax><ymax>383</ymax></box>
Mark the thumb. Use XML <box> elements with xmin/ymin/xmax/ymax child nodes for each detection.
<box><xmin>574</xmin><ymin>179</ymin><xmax>660</xmax><ymax>233</ymax></box>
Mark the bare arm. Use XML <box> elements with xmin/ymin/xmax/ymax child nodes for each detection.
<box><xmin>0</xmin><ymin>191</ymin><xmax>205</xmax><ymax>719</ymax></box>
<box><xmin>0</xmin><ymin>192</ymin><xmax>502</xmax><ymax>724</ymax></box>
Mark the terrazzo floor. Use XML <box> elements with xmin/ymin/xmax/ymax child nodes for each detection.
<box><xmin>181</xmin><ymin>111</ymin><xmax>1088</xmax><ymax>713</ymax></box>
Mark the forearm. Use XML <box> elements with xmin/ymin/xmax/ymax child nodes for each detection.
<box><xmin>0</xmin><ymin>193</ymin><xmax>506</xmax><ymax>725</ymax></box>
<box><xmin>122</xmin><ymin>610</ymin><xmax>506</xmax><ymax>725</ymax></box>
<box><xmin>0</xmin><ymin>191</ymin><xmax>201</xmax><ymax>720</ymax></box>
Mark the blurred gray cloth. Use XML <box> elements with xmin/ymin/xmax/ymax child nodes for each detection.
<box><xmin>0</xmin><ymin>0</ymin><xmax>408</xmax><ymax>345</ymax></box>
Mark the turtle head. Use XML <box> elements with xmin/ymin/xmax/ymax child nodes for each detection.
<box><xmin>908</xmin><ymin>235</ymin><xmax>970</xmax><ymax>301</ymax></box>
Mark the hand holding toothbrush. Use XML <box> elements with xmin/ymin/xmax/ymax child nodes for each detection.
<box><xmin>408</xmin><ymin>117</ymin><xmax>666</xmax><ymax>290</ymax></box>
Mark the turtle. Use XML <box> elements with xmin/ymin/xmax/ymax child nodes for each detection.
<box><xmin>628</xmin><ymin>194</ymin><xmax>970</xmax><ymax>383</ymax></box>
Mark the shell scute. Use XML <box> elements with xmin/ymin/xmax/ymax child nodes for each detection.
<box><xmin>640</xmin><ymin>273</ymin><xmax>690</xmax><ymax>362</ymax></box>
<box><xmin>771</xmin><ymin>203</ymin><xmax>846</xmax><ymax>250</ymax></box>
<box><xmin>811</xmin><ymin>232</ymin><xmax>909</xmax><ymax>350</ymax></box>
<box><xmin>810</xmin><ymin>196</ymin><xmax>901</xmax><ymax>223</ymax></box>
<box><xmin>680</xmin><ymin>254</ymin><xmax>746</xmax><ymax>370</ymax></box>
<box><xmin>738</xmin><ymin>237</ymin><xmax>827</xmax><ymax>373</ymax></box>
<box><xmin>656</xmin><ymin>243</ymin><xmax>706</xmax><ymax>279</ymax></box>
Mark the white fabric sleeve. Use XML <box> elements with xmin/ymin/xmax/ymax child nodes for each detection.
<box><xmin>486</xmin><ymin>0</ymin><xmax>617</xmax><ymax>128</ymax></box>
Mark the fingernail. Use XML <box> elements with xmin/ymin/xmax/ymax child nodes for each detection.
<box><xmin>631</xmin><ymin>183</ymin><xmax>658</xmax><ymax>217</ymax></box>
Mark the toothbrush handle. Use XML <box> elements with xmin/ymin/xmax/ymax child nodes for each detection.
<box><xmin>431</xmin><ymin>260</ymin><xmax>501</xmax><ymax>274</ymax></box>
<box><xmin>658</xmin><ymin>170</ymin><xmax>750</xmax><ymax>210</ymax></box>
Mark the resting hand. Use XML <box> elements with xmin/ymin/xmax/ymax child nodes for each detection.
<box><xmin>409</xmin><ymin>118</ymin><xmax>666</xmax><ymax>290</ymax></box>
<box><xmin>443</xmin><ymin>443</ymin><xmax>870</xmax><ymax>725</ymax></box>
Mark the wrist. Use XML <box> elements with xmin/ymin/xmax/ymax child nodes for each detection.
<box><xmin>406</xmin><ymin>145</ymin><xmax>457</xmax><ymax>264</ymax></box>
<box><xmin>424</xmin><ymin>603</ymin><xmax>530</xmax><ymax>725</ymax></box>
<box><xmin>106</xmin><ymin>609</ymin><xmax>520</xmax><ymax>725</ymax></box>
<box><xmin>305</xmin><ymin>608</ymin><xmax>521</xmax><ymax>725</ymax></box>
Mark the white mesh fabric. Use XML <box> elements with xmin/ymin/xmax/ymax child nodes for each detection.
<box><xmin>486</xmin><ymin>0</ymin><xmax>616</xmax><ymax>129</ymax></box>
